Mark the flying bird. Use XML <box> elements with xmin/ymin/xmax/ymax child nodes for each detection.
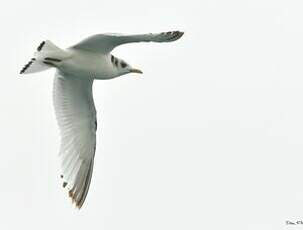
<box><xmin>20</xmin><ymin>31</ymin><xmax>184</xmax><ymax>208</ymax></box>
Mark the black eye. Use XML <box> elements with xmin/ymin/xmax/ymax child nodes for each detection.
<box><xmin>121</xmin><ymin>61</ymin><xmax>127</xmax><ymax>68</ymax></box>
<box><xmin>111</xmin><ymin>55</ymin><xmax>114</xmax><ymax>63</ymax></box>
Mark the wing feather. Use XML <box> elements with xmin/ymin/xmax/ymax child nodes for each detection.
<box><xmin>71</xmin><ymin>31</ymin><xmax>184</xmax><ymax>53</ymax></box>
<box><xmin>53</xmin><ymin>71</ymin><xmax>97</xmax><ymax>209</ymax></box>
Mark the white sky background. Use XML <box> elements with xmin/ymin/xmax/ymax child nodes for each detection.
<box><xmin>1</xmin><ymin>0</ymin><xmax>303</xmax><ymax>229</ymax></box>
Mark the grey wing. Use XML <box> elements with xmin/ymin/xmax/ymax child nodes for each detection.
<box><xmin>71</xmin><ymin>31</ymin><xmax>184</xmax><ymax>53</ymax></box>
<box><xmin>53</xmin><ymin>71</ymin><xmax>97</xmax><ymax>209</ymax></box>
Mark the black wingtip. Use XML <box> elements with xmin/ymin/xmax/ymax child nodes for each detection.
<box><xmin>170</xmin><ymin>31</ymin><xmax>184</xmax><ymax>40</ymax></box>
<box><xmin>37</xmin><ymin>41</ymin><xmax>45</xmax><ymax>51</ymax></box>
<box><xmin>20</xmin><ymin>58</ymin><xmax>36</xmax><ymax>74</ymax></box>
<box><xmin>161</xmin><ymin>30</ymin><xmax>184</xmax><ymax>42</ymax></box>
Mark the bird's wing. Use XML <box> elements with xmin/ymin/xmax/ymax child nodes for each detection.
<box><xmin>53</xmin><ymin>71</ymin><xmax>97</xmax><ymax>209</ymax></box>
<box><xmin>71</xmin><ymin>31</ymin><xmax>184</xmax><ymax>53</ymax></box>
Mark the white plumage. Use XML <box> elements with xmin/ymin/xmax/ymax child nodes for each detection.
<box><xmin>20</xmin><ymin>31</ymin><xmax>184</xmax><ymax>208</ymax></box>
<box><xmin>53</xmin><ymin>72</ymin><xmax>96</xmax><ymax>208</ymax></box>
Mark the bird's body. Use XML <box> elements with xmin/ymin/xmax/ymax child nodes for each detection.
<box><xmin>20</xmin><ymin>31</ymin><xmax>184</xmax><ymax>208</ymax></box>
<box><xmin>58</xmin><ymin>49</ymin><xmax>120</xmax><ymax>79</ymax></box>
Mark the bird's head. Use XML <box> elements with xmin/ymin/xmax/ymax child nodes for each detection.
<box><xmin>110</xmin><ymin>55</ymin><xmax>143</xmax><ymax>76</ymax></box>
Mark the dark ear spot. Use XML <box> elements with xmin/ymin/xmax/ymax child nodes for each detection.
<box><xmin>121</xmin><ymin>61</ymin><xmax>127</xmax><ymax>68</ymax></box>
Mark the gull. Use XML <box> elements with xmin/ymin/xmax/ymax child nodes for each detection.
<box><xmin>20</xmin><ymin>31</ymin><xmax>184</xmax><ymax>209</ymax></box>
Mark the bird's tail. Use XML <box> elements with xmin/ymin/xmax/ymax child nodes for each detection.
<box><xmin>20</xmin><ymin>40</ymin><xmax>70</xmax><ymax>74</ymax></box>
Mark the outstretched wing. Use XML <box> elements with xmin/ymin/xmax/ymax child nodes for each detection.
<box><xmin>71</xmin><ymin>31</ymin><xmax>184</xmax><ymax>53</ymax></box>
<box><xmin>53</xmin><ymin>71</ymin><xmax>97</xmax><ymax>209</ymax></box>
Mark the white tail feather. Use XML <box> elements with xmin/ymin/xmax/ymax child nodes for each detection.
<box><xmin>20</xmin><ymin>40</ymin><xmax>69</xmax><ymax>74</ymax></box>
